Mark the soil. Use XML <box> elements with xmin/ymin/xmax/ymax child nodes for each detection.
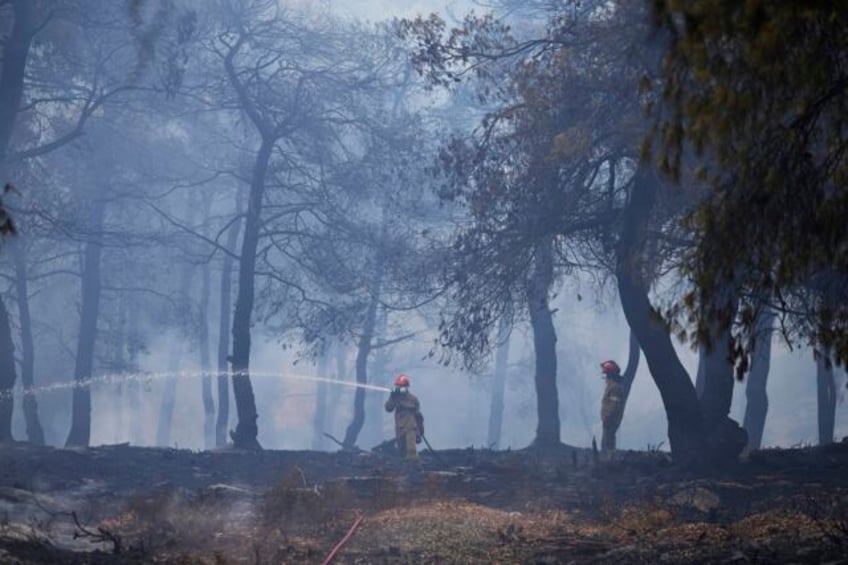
<box><xmin>2</xmin><ymin>440</ymin><xmax>848</xmax><ymax>563</ymax></box>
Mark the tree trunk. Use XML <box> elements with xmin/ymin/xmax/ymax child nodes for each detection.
<box><xmin>341</xmin><ymin>261</ymin><xmax>384</xmax><ymax>450</ymax></box>
<box><xmin>127</xmin><ymin>298</ymin><xmax>143</xmax><ymax>445</ymax></box>
<box><xmin>111</xmin><ymin>301</ymin><xmax>126</xmax><ymax>445</ymax></box>
<box><xmin>311</xmin><ymin>344</ymin><xmax>331</xmax><ymax>450</ymax></box>
<box><xmin>0</xmin><ymin>1</ymin><xmax>34</xmax><ymax>444</ymax></box>
<box><xmin>199</xmin><ymin>260</ymin><xmax>215</xmax><ymax>450</ymax></box>
<box><xmin>527</xmin><ymin>235</ymin><xmax>560</xmax><ymax>447</ymax></box>
<box><xmin>742</xmin><ymin>308</ymin><xmax>775</xmax><ymax>450</ymax></box>
<box><xmin>698</xmin><ymin>288</ymin><xmax>739</xmax><ymax>433</ymax></box>
<box><xmin>229</xmin><ymin>138</ymin><xmax>273</xmax><ymax>450</ymax></box>
<box><xmin>0</xmin><ymin>297</ymin><xmax>17</xmax><ymax>443</ymax></box>
<box><xmin>362</xmin><ymin>307</ymin><xmax>388</xmax><ymax>448</ymax></box>
<box><xmin>0</xmin><ymin>1</ymin><xmax>33</xmax><ymax>165</ymax></box>
<box><xmin>616</xmin><ymin>164</ymin><xmax>705</xmax><ymax>463</ymax></box>
<box><xmin>66</xmin><ymin>198</ymin><xmax>106</xmax><ymax>447</ymax></box>
<box><xmin>216</xmin><ymin>193</ymin><xmax>242</xmax><ymax>447</ymax></box>
<box><xmin>816</xmin><ymin>349</ymin><xmax>837</xmax><ymax>446</ymax></box>
<box><xmin>695</xmin><ymin>345</ymin><xmax>707</xmax><ymax>399</ymax></box>
<box><xmin>155</xmin><ymin>349</ymin><xmax>182</xmax><ymax>447</ymax></box>
<box><xmin>12</xmin><ymin>242</ymin><xmax>44</xmax><ymax>444</ymax></box>
<box><xmin>487</xmin><ymin>315</ymin><xmax>511</xmax><ymax>449</ymax></box>
<box><xmin>621</xmin><ymin>330</ymin><xmax>640</xmax><ymax>402</ymax></box>
<box><xmin>325</xmin><ymin>345</ymin><xmax>346</xmax><ymax>442</ymax></box>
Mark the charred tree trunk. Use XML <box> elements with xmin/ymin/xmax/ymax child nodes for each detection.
<box><xmin>621</xmin><ymin>330</ymin><xmax>640</xmax><ymax>402</ymax></box>
<box><xmin>695</xmin><ymin>345</ymin><xmax>707</xmax><ymax>399</ymax></box>
<box><xmin>527</xmin><ymin>235</ymin><xmax>560</xmax><ymax>447</ymax></box>
<box><xmin>199</xmin><ymin>260</ymin><xmax>215</xmax><ymax>450</ymax></box>
<box><xmin>229</xmin><ymin>138</ymin><xmax>273</xmax><ymax>450</ymax></box>
<box><xmin>111</xmin><ymin>301</ymin><xmax>127</xmax><ymax>445</ymax></box>
<box><xmin>311</xmin><ymin>344</ymin><xmax>331</xmax><ymax>450</ymax></box>
<box><xmin>816</xmin><ymin>349</ymin><xmax>837</xmax><ymax>446</ymax></box>
<box><xmin>0</xmin><ymin>1</ymin><xmax>33</xmax><ymax>165</ymax></box>
<box><xmin>216</xmin><ymin>196</ymin><xmax>242</xmax><ymax>447</ymax></box>
<box><xmin>616</xmin><ymin>164</ymin><xmax>705</xmax><ymax>464</ymax></box>
<box><xmin>0</xmin><ymin>298</ymin><xmax>17</xmax><ymax>443</ymax></box>
<box><xmin>127</xmin><ymin>299</ymin><xmax>143</xmax><ymax>445</ymax></box>
<box><xmin>156</xmin><ymin>344</ymin><xmax>183</xmax><ymax>447</ymax></box>
<box><xmin>66</xmin><ymin>198</ymin><xmax>106</xmax><ymax>447</ymax></box>
<box><xmin>487</xmin><ymin>315</ymin><xmax>511</xmax><ymax>449</ymax></box>
<box><xmin>12</xmin><ymin>243</ymin><xmax>44</xmax><ymax>444</ymax></box>
<box><xmin>342</xmin><ymin>259</ymin><xmax>384</xmax><ymax>450</ymax></box>
<box><xmin>742</xmin><ymin>308</ymin><xmax>775</xmax><ymax>450</ymax></box>
<box><xmin>362</xmin><ymin>307</ymin><xmax>388</xmax><ymax>447</ymax></box>
<box><xmin>698</xmin><ymin>288</ymin><xmax>739</xmax><ymax>435</ymax></box>
<box><xmin>0</xmin><ymin>1</ymin><xmax>34</xmax><ymax>444</ymax></box>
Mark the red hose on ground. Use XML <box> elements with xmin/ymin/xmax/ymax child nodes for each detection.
<box><xmin>321</xmin><ymin>514</ymin><xmax>364</xmax><ymax>565</ymax></box>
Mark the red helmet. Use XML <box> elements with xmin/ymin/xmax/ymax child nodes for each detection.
<box><xmin>600</xmin><ymin>360</ymin><xmax>620</xmax><ymax>375</ymax></box>
<box><xmin>394</xmin><ymin>374</ymin><xmax>410</xmax><ymax>388</ymax></box>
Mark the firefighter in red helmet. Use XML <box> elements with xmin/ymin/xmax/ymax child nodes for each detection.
<box><xmin>600</xmin><ymin>360</ymin><xmax>625</xmax><ymax>455</ymax></box>
<box><xmin>385</xmin><ymin>374</ymin><xmax>424</xmax><ymax>461</ymax></box>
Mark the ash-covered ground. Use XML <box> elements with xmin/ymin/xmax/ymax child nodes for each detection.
<box><xmin>2</xmin><ymin>441</ymin><xmax>848</xmax><ymax>563</ymax></box>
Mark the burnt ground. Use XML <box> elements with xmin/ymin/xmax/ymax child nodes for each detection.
<box><xmin>2</xmin><ymin>441</ymin><xmax>848</xmax><ymax>564</ymax></box>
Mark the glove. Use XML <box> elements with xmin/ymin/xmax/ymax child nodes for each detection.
<box><xmin>416</xmin><ymin>434</ymin><xmax>422</xmax><ymax>444</ymax></box>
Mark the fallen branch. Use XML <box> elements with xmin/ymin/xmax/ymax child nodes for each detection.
<box><xmin>321</xmin><ymin>514</ymin><xmax>364</xmax><ymax>565</ymax></box>
<box><xmin>421</xmin><ymin>434</ymin><xmax>448</xmax><ymax>467</ymax></box>
<box><xmin>322</xmin><ymin>432</ymin><xmax>345</xmax><ymax>448</ymax></box>
<box><xmin>71</xmin><ymin>511</ymin><xmax>122</xmax><ymax>555</ymax></box>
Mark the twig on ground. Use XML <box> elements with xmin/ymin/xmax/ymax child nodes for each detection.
<box><xmin>70</xmin><ymin>511</ymin><xmax>122</xmax><ymax>555</ymax></box>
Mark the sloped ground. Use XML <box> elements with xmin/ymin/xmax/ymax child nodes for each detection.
<box><xmin>1</xmin><ymin>441</ymin><xmax>848</xmax><ymax>563</ymax></box>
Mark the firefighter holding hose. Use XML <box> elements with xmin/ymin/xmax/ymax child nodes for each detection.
<box><xmin>385</xmin><ymin>374</ymin><xmax>424</xmax><ymax>461</ymax></box>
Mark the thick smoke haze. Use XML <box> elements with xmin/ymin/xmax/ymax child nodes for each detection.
<box><xmin>1</xmin><ymin>0</ymin><xmax>844</xmax><ymax>457</ymax></box>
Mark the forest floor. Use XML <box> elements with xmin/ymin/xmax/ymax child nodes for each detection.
<box><xmin>1</xmin><ymin>440</ymin><xmax>848</xmax><ymax>564</ymax></box>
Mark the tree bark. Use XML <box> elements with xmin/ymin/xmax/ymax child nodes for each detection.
<box><xmin>362</xmin><ymin>307</ymin><xmax>388</xmax><ymax>448</ymax></box>
<box><xmin>66</xmin><ymin>197</ymin><xmax>106</xmax><ymax>447</ymax></box>
<box><xmin>229</xmin><ymin>138</ymin><xmax>273</xmax><ymax>450</ymax></box>
<box><xmin>341</xmin><ymin>259</ymin><xmax>384</xmax><ymax>450</ymax></box>
<box><xmin>111</xmin><ymin>300</ymin><xmax>126</xmax><ymax>445</ymax></box>
<box><xmin>621</xmin><ymin>330</ymin><xmax>640</xmax><ymax>402</ymax></box>
<box><xmin>695</xmin><ymin>345</ymin><xmax>707</xmax><ymax>399</ymax></box>
<box><xmin>487</xmin><ymin>315</ymin><xmax>511</xmax><ymax>449</ymax></box>
<box><xmin>0</xmin><ymin>297</ymin><xmax>17</xmax><ymax>443</ymax></box>
<box><xmin>0</xmin><ymin>1</ymin><xmax>34</xmax><ymax>444</ymax></box>
<box><xmin>12</xmin><ymin>242</ymin><xmax>44</xmax><ymax>444</ymax></box>
<box><xmin>698</xmin><ymin>288</ymin><xmax>739</xmax><ymax>433</ymax></box>
<box><xmin>816</xmin><ymin>349</ymin><xmax>837</xmax><ymax>446</ymax></box>
<box><xmin>0</xmin><ymin>1</ymin><xmax>34</xmax><ymax>165</ymax></box>
<box><xmin>325</xmin><ymin>345</ymin><xmax>347</xmax><ymax>442</ymax></box>
<box><xmin>616</xmin><ymin>164</ymin><xmax>705</xmax><ymax>463</ymax></box>
<box><xmin>127</xmin><ymin>298</ymin><xmax>143</xmax><ymax>445</ymax></box>
<box><xmin>199</xmin><ymin>260</ymin><xmax>215</xmax><ymax>450</ymax></box>
<box><xmin>528</xmin><ymin>235</ymin><xmax>560</xmax><ymax>447</ymax></box>
<box><xmin>742</xmin><ymin>308</ymin><xmax>775</xmax><ymax>450</ymax></box>
<box><xmin>216</xmin><ymin>193</ymin><xmax>242</xmax><ymax>447</ymax></box>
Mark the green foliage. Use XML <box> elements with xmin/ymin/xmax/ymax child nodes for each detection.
<box><xmin>653</xmin><ymin>1</ymin><xmax>848</xmax><ymax>363</ymax></box>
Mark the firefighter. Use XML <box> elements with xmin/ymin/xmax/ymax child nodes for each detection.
<box><xmin>600</xmin><ymin>360</ymin><xmax>626</xmax><ymax>454</ymax></box>
<box><xmin>385</xmin><ymin>374</ymin><xmax>424</xmax><ymax>461</ymax></box>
